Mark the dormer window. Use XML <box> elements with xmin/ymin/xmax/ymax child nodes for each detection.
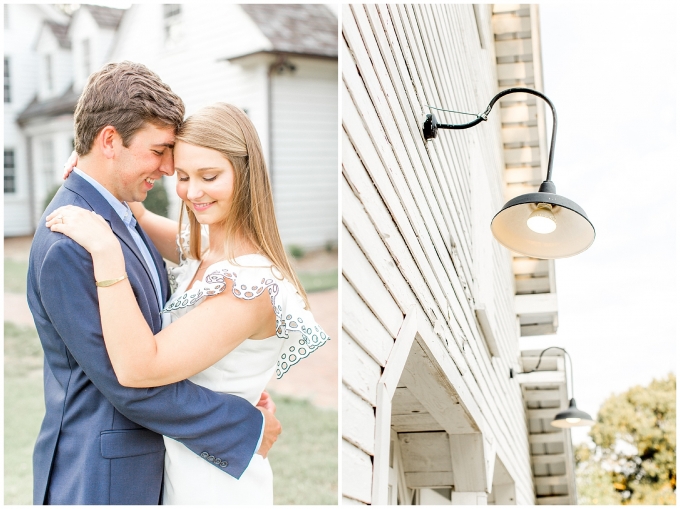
<box><xmin>45</xmin><ymin>54</ymin><xmax>53</xmax><ymax>92</ymax></box>
<box><xmin>163</xmin><ymin>5</ymin><xmax>183</xmax><ymax>46</ymax></box>
<box><xmin>82</xmin><ymin>39</ymin><xmax>91</xmax><ymax>79</ymax></box>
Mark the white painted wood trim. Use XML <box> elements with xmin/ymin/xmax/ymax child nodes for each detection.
<box><xmin>371</xmin><ymin>307</ymin><xmax>418</xmax><ymax>505</ymax></box>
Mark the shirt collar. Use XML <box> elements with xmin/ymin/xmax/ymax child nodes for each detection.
<box><xmin>73</xmin><ymin>167</ymin><xmax>136</xmax><ymax>228</ymax></box>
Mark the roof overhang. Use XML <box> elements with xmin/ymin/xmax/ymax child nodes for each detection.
<box><xmin>492</xmin><ymin>4</ymin><xmax>558</xmax><ymax>336</ymax></box>
<box><xmin>518</xmin><ymin>349</ymin><xmax>578</xmax><ymax>504</ymax></box>
<box><xmin>222</xmin><ymin>49</ymin><xmax>338</xmax><ymax>65</ymax></box>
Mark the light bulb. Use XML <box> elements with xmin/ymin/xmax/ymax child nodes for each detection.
<box><xmin>527</xmin><ymin>203</ymin><xmax>556</xmax><ymax>234</ymax></box>
<box><xmin>566</xmin><ymin>417</ymin><xmax>581</xmax><ymax>424</ymax></box>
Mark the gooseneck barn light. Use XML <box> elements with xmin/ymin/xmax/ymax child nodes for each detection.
<box><xmin>523</xmin><ymin>346</ymin><xmax>595</xmax><ymax>429</ymax></box>
<box><xmin>423</xmin><ymin>87</ymin><xmax>595</xmax><ymax>259</ymax></box>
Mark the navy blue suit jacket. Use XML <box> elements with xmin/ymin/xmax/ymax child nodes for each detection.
<box><xmin>28</xmin><ymin>172</ymin><xmax>262</xmax><ymax>505</ymax></box>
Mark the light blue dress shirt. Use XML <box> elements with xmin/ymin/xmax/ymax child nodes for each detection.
<box><xmin>73</xmin><ymin>168</ymin><xmax>163</xmax><ymax>312</ymax></box>
<box><xmin>72</xmin><ymin>167</ymin><xmax>265</xmax><ymax>451</ymax></box>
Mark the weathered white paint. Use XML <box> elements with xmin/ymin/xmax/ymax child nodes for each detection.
<box><xmin>341</xmin><ymin>3</ymin><xmax>555</xmax><ymax>505</ymax></box>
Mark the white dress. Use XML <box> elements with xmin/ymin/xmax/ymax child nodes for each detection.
<box><xmin>159</xmin><ymin>238</ymin><xmax>330</xmax><ymax>505</ymax></box>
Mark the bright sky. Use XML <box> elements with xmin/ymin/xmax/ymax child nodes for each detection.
<box><xmin>521</xmin><ymin>3</ymin><xmax>678</xmax><ymax>444</ymax></box>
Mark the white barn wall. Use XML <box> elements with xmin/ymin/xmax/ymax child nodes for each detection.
<box><xmin>342</xmin><ymin>4</ymin><xmax>534</xmax><ymax>504</ymax></box>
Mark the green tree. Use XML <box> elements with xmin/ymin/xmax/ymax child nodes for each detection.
<box><xmin>143</xmin><ymin>178</ymin><xmax>169</xmax><ymax>218</ymax></box>
<box><xmin>575</xmin><ymin>374</ymin><xmax>676</xmax><ymax>505</ymax></box>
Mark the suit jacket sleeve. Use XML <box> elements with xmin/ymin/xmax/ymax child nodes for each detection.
<box><xmin>38</xmin><ymin>236</ymin><xmax>263</xmax><ymax>479</ymax></box>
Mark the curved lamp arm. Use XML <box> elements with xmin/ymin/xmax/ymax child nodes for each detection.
<box><xmin>523</xmin><ymin>346</ymin><xmax>574</xmax><ymax>399</ymax></box>
<box><xmin>423</xmin><ymin>87</ymin><xmax>558</xmax><ymax>183</ymax></box>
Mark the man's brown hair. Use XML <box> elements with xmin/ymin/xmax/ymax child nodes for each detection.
<box><xmin>73</xmin><ymin>61</ymin><xmax>185</xmax><ymax>155</ymax></box>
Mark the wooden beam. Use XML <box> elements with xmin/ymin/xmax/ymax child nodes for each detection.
<box><xmin>399</xmin><ymin>432</ymin><xmax>453</xmax><ymax>473</ymax></box>
<box><xmin>536</xmin><ymin>495</ymin><xmax>571</xmax><ymax>505</ymax></box>
<box><xmin>521</xmin><ymin>323</ymin><xmax>558</xmax><ymax>336</ymax></box>
<box><xmin>404</xmin><ymin>471</ymin><xmax>455</xmax><ymax>488</ymax></box>
<box><xmin>381</xmin><ymin>308</ymin><xmax>418</xmax><ymax>399</ymax></box>
<box><xmin>528</xmin><ymin>432</ymin><xmax>564</xmax><ymax>444</ymax></box>
<box><xmin>475</xmin><ymin>305</ymin><xmax>501</xmax><ymax>357</ymax></box>
<box><xmin>515</xmin><ymin>293</ymin><xmax>558</xmax><ymax>316</ymax></box>
<box><xmin>449</xmin><ymin>433</ymin><xmax>496</xmax><ymax>494</ymax></box>
<box><xmin>391</xmin><ymin>412</ymin><xmax>444</xmax><ymax>433</ymax></box>
<box><xmin>372</xmin><ymin>308</ymin><xmax>418</xmax><ymax>505</ymax></box>
<box><xmin>516</xmin><ymin>371</ymin><xmax>565</xmax><ymax>385</ymax></box>
<box><xmin>527</xmin><ymin>408</ymin><xmax>563</xmax><ymax>420</ymax></box>
<box><xmin>371</xmin><ymin>382</ymin><xmax>391</xmax><ymax>505</ymax></box>
<box><xmin>399</xmin><ymin>343</ymin><xmax>478</xmax><ymax>434</ymax></box>
<box><xmin>533</xmin><ymin>475</ymin><xmax>569</xmax><ymax>487</ymax></box>
<box><xmin>531</xmin><ymin>453</ymin><xmax>567</xmax><ymax>465</ymax></box>
<box><xmin>523</xmin><ymin>389</ymin><xmax>560</xmax><ymax>402</ymax></box>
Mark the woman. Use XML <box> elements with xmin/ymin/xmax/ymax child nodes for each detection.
<box><xmin>47</xmin><ymin>103</ymin><xmax>330</xmax><ymax>504</ymax></box>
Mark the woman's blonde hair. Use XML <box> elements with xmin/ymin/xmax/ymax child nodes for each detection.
<box><xmin>175</xmin><ymin>103</ymin><xmax>309</xmax><ymax>308</ymax></box>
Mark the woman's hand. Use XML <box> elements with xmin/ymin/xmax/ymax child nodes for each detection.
<box><xmin>63</xmin><ymin>151</ymin><xmax>78</xmax><ymax>180</ymax></box>
<box><xmin>46</xmin><ymin>205</ymin><xmax>119</xmax><ymax>256</ymax></box>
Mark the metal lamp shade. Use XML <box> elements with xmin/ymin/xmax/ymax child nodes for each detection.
<box><xmin>551</xmin><ymin>398</ymin><xmax>595</xmax><ymax>428</ymax></box>
<box><xmin>491</xmin><ymin>191</ymin><xmax>595</xmax><ymax>259</ymax></box>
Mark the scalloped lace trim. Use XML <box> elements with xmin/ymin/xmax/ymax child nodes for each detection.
<box><xmin>163</xmin><ymin>260</ymin><xmax>330</xmax><ymax>378</ymax></box>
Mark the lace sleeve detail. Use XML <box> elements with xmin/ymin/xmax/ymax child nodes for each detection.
<box><xmin>162</xmin><ymin>257</ymin><xmax>330</xmax><ymax>378</ymax></box>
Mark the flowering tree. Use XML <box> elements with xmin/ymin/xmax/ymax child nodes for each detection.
<box><xmin>575</xmin><ymin>374</ymin><xmax>676</xmax><ymax>505</ymax></box>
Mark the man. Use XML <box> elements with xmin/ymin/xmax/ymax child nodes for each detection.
<box><xmin>27</xmin><ymin>61</ymin><xmax>281</xmax><ymax>505</ymax></box>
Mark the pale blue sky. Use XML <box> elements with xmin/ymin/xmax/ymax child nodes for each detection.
<box><xmin>522</xmin><ymin>2</ymin><xmax>677</xmax><ymax>444</ymax></box>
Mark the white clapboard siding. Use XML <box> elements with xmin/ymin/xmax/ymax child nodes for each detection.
<box><xmin>272</xmin><ymin>58</ymin><xmax>338</xmax><ymax>250</ymax></box>
<box><xmin>354</xmin><ymin>0</ymin><xmax>528</xmax><ymax>456</ymax></box>
<box><xmin>4</xmin><ymin>5</ymin><xmax>51</xmax><ymax>235</ymax></box>
<box><xmin>343</xmin><ymin>440</ymin><xmax>374</xmax><ymax>504</ymax></box>
<box><xmin>342</xmin><ymin>384</ymin><xmax>376</xmax><ymax>456</ymax></box>
<box><xmin>342</xmin><ymin>3</ymin><xmax>539</xmax><ymax>504</ymax></box>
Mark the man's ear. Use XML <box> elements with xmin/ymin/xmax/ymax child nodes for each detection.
<box><xmin>98</xmin><ymin>126</ymin><xmax>120</xmax><ymax>159</ymax></box>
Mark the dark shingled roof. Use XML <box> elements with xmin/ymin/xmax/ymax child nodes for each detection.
<box><xmin>46</xmin><ymin>21</ymin><xmax>71</xmax><ymax>49</ymax></box>
<box><xmin>17</xmin><ymin>85</ymin><xmax>80</xmax><ymax>125</ymax></box>
<box><xmin>240</xmin><ymin>4</ymin><xmax>337</xmax><ymax>59</ymax></box>
<box><xmin>82</xmin><ymin>4</ymin><xmax>125</xmax><ymax>29</ymax></box>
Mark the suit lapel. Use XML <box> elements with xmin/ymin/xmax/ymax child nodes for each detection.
<box><xmin>134</xmin><ymin>220</ymin><xmax>170</xmax><ymax>304</ymax></box>
<box><xmin>64</xmin><ymin>173</ymin><xmax>163</xmax><ymax>312</ymax></box>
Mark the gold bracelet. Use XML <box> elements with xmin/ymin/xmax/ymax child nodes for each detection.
<box><xmin>96</xmin><ymin>273</ymin><xmax>128</xmax><ymax>287</ymax></box>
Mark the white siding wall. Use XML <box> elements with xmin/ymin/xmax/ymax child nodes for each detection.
<box><xmin>272</xmin><ymin>57</ymin><xmax>338</xmax><ymax>249</ymax></box>
<box><xmin>4</xmin><ymin>5</ymin><xmax>46</xmax><ymax>235</ymax></box>
<box><xmin>36</xmin><ymin>31</ymin><xmax>73</xmax><ymax>102</ymax></box>
<box><xmin>71</xmin><ymin>9</ymin><xmax>100</xmax><ymax>89</ymax></box>
<box><xmin>23</xmin><ymin>117</ymin><xmax>75</xmax><ymax>221</ymax></box>
<box><xmin>342</xmin><ymin>4</ymin><xmax>534</xmax><ymax>504</ymax></box>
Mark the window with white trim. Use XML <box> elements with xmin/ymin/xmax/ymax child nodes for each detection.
<box><xmin>45</xmin><ymin>54</ymin><xmax>53</xmax><ymax>92</ymax></box>
<box><xmin>4</xmin><ymin>57</ymin><xmax>11</xmax><ymax>103</ymax></box>
<box><xmin>4</xmin><ymin>149</ymin><xmax>16</xmax><ymax>193</ymax></box>
<box><xmin>163</xmin><ymin>5</ymin><xmax>183</xmax><ymax>46</ymax></box>
<box><xmin>41</xmin><ymin>139</ymin><xmax>55</xmax><ymax>192</ymax></box>
<box><xmin>82</xmin><ymin>39</ymin><xmax>91</xmax><ymax>78</ymax></box>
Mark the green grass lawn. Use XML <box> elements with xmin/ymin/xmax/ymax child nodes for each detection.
<box><xmin>4</xmin><ymin>323</ymin><xmax>45</xmax><ymax>505</ymax></box>
<box><xmin>4</xmin><ymin>258</ymin><xmax>29</xmax><ymax>294</ymax></box>
<box><xmin>298</xmin><ymin>269</ymin><xmax>338</xmax><ymax>293</ymax></box>
<box><xmin>4</xmin><ymin>321</ymin><xmax>337</xmax><ymax>505</ymax></box>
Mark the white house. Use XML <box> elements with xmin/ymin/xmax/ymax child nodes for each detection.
<box><xmin>5</xmin><ymin>4</ymin><xmax>338</xmax><ymax>252</ymax></box>
<box><xmin>342</xmin><ymin>4</ymin><xmax>575</xmax><ymax>505</ymax></box>
<box><xmin>3</xmin><ymin>4</ymin><xmax>70</xmax><ymax>235</ymax></box>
